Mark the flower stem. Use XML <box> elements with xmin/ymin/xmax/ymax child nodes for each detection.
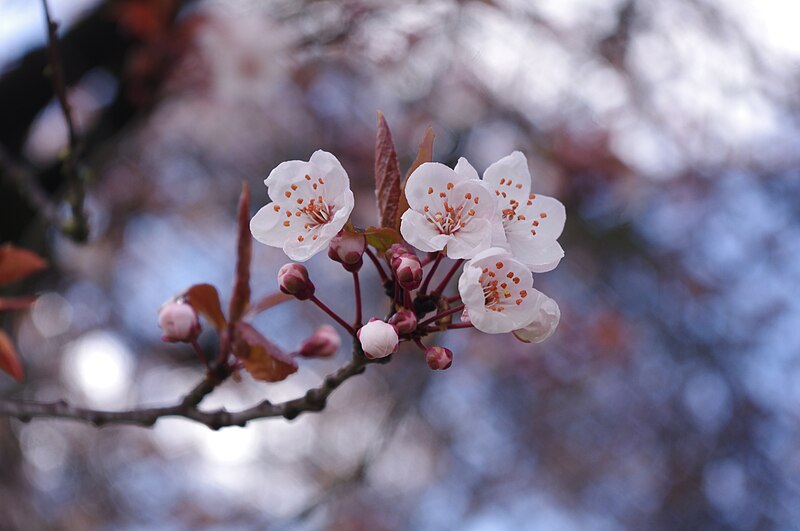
<box><xmin>420</xmin><ymin>252</ymin><xmax>443</xmax><ymax>294</ymax></box>
<box><xmin>413</xmin><ymin>338</ymin><xmax>427</xmax><ymax>352</ymax></box>
<box><xmin>310</xmin><ymin>296</ymin><xmax>356</xmax><ymax>335</ymax></box>
<box><xmin>365</xmin><ymin>248</ymin><xmax>388</xmax><ymax>283</ymax></box>
<box><xmin>418</xmin><ymin>304</ymin><xmax>465</xmax><ymax>329</ymax></box>
<box><xmin>190</xmin><ymin>339</ymin><xmax>210</xmax><ymax>368</ymax></box>
<box><xmin>352</xmin><ymin>271</ymin><xmax>362</xmax><ymax>328</ymax></box>
<box><xmin>431</xmin><ymin>259</ymin><xmax>464</xmax><ymax>297</ymax></box>
<box><xmin>445</xmin><ymin>294</ymin><xmax>461</xmax><ymax>304</ymax></box>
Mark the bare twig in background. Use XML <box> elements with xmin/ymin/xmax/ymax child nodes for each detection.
<box><xmin>0</xmin><ymin>342</ymin><xmax>387</xmax><ymax>430</ymax></box>
<box><xmin>41</xmin><ymin>0</ymin><xmax>89</xmax><ymax>242</ymax></box>
<box><xmin>0</xmin><ymin>145</ymin><xmax>60</xmax><ymax>226</ymax></box>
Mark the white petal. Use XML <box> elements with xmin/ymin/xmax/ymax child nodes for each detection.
<box><xmin>404</xmin><ymin>163</ymin><xmax>467</xmax><ymax>211</ymax></box>
<box><xmin>505</xmin><ymin>237</ymin><xmax>564</xmax><ymax>273</ymax></box>
<box><xmin>400</xmin><ymin>210</ymin><xmax>451</xmax><ymax>252</ymax></box>
<box><xmin>454</xmin><ymin>157</ymin><xmax>480</xmax><ymax>181</ymax></box>
<box><xmin>444</xmin><ymin>218</ymin><xmax>492</xmax><ymax>259</ymax></box>
<box><xmin>452</xmin><ymin>180</ymin><xmax>497</xmax><ymax>219</ymax></box>
<box><xmin>513</xmin><ymin>291</ymin><xmax>560</xmax><ymax>343</ymax></box>
<box><xmin>309</xmin><ymin>150</ymin><xmax>349</xmax><ymax>198</ymax></box>
<box><xmin>482</xmin><ymin>151</ymin><xmax>531</xmax><ymax>205</ymax></box>
<box><xmin>509</xmin><ymin>194</ymin><xmax>565</xmax><ymax>240</ymax></box>
<box><xmin>250</xmin><ymin>205</ymin><xmax>291</xmax><ymax>247</ymax></box>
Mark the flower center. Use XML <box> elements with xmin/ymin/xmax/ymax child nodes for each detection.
<box><xmin>301</xmin><ymin>196</ymin><xmax>332</xmax><ymax>227</ymax></box>
<box><xmin>479</xmin><ymin>262</ymin><xmax>527</xmax><ymax>312</ymax></box>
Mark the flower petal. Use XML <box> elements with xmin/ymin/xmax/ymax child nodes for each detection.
<box><xmin>400</xmin><ymin>210</ymin><xmax>451</xmax><ymax>252</ymax></box>
<box><xmin>444</xmin><ymin>218</ymin><xmax>492</xmax><ymax>259</ymax></box>
<box><xmin>483</xmin><ymin>151</ymin><xmax>531</xmax><ymax>205</ymax></box>
<box><xmin>309</xmin><ymin>149</ymin><xmax>350</xmax><ymax>198</ymax></box>
<box><xmin>404</xmin><ymin>162</ymin><xmax>469</xmax><ymax>212</ymax></box>
<box><xmin>454</xmin><ymin>157</ymin><xmax>480</xmax><ymax>181</ymax></box>
<box><xmin>505</xmin><ymin>238</ymin><xmax>564</xmax><ymax>273</ymax></box>
<box><xmin>250</xmin><ymin>205</ymin><xmax>292</xmax><ymax>247</ymax></box>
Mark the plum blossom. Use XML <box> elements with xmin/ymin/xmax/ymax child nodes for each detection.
<box><xmin>457</xmin><ymin>248</ymin><xmax>539</xmax><ymax>334</ymax></box>
<box><xmin>467</xmin><ymin>152</ymin><xmax>566</xmax><ymax>273</ymax></box>
<box><xmin>400</xmin><ymin>161</ymin><xmax>497</xmax><ymax>259</ymax></box>
<box><xmin>250</xmin><ymin>151</ymin><xmax>355</xmax><ymax>261</ymax></box>
<box><xmin>512</xmin><ymin>292</ymin><xmax>561</xmax><ymax>343</ymax></box>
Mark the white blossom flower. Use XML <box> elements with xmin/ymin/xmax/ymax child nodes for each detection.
<box><xmin>457</xmin><ymin>248</ymin><xmax>539</xmax><ymax>334</ymax></box>
<box><xmin>250</xmin><ymin>151</ymin><xmax>355</xmax><ymax>261</ymax></box>
<box><xmin>468</xmin><ymin>152</ymin><xmax>566</xmax><ymax>273</ymax></box>
<box><xmin>400</xmin><ymin>161</ymin><xmax>497</xmax><ymax>259</ymax></box>
<box><xmin>512</xmin><ymin>291</ymin><xmax>561</xmax><ymax>343</ymax></box>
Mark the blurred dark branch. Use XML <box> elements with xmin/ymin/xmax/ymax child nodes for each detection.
<box><xmin>41</xmin><ymin>0</ymin><xmax>89</xmax><ymax>242</ymax></box>
<box><xmin>0</xmin><ymin>146</ymin><xmax>60</xmax><ymax>227</ymax></box>
<box><xmin>0</xmin><ymin>341</ymin><xmax>386</xmax><ymax>430</ymax></box>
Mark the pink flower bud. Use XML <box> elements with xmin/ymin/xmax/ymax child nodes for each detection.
<box><xmin>386</xmin><ymin>242</ymin><xmax>416</xmax><ymax>263</ymax></box>
<box><xmin>357</xmin><ymin>318</ymin><xmax>398</xmax><ymax>359</ymax></box>
<box><xmin>297</xmin><ymin>325</ymin><xmax>341</xmax><ymax>358</ymax></box>
<box><xmin>388</xmin><ymin>309</ymin><xmax>417</xmax><ymax>334</ymax></box>
<box><xmin>278</xmin><ymin>263</ymin><xmax>315</xmax><ymax>300</ymax></box>
<box><xmin>158</xmin><ymin>301</ymin><xmax>201</xmax><ymax>342</ymax></box>
<box><xmin>392</xmin><ymin>254</ymin><xmax>422</xmax><ymax>290</ymax></box>
<box><xmin>425</xmin><ymin>346</ymin><xmax>453</xmax><ymax>370</ymax></box>
<box><xmin>328</xmin><ymin>231</ymin><xmax>366</xmax><ymax>271</ymax></box>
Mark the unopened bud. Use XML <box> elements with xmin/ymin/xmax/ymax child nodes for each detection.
<box><xmin>386</xmin><ymin>242</ymin><xmax>416</xmax><ymax>262</ymax></box>
<box><xmin>425</xmin><ymin>346</ymin><xmax>453</xmax><ymax>370</ymax></box>
<box><xmin>158</xmin><ymin>301</ymin><xmax>201</xmax><ymax>342</ymax></box>
<box><xmin>357</xmin><ymin>318</ymin><xmax>398</xmax><ymax>359</ymax></box>
<box><xmin>388</xmin><ymin>309</ymin><xmax>417</xmax><ymax>334</ymax></box>
<box><xmin>278</xmin><ymin>263</ymin><xmax>315</xmax><ymax>300</ymax></box>
<box><xmin>297</xmin><ymin>325</ymin><xmax>341</xmax><ymax>358</ymax></box>
<box><xmin>392</xmin><ymin>254</ymin><xmax>422</xmax><ymax>290</ymax></box>
<box><xmin>328</xmin><ymin>231</ymin><xmax>366</xmax><ymax>271</ymax></box>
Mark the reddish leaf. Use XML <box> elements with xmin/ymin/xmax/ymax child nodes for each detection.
<box><xmin>396</xmin><ymin>127</ymin><xmax>435</xmax><ymax>230</ymax></box>
<box><xmin>0</xmin><ymin>330</ymin><xmax>24</xmax><ymax>382</ymax></box>
<box><xmin>363</xmin><ymin>226</ymin><xmax>403</xmax><ymax>253</ymax></box>
<box><xmin>0</xmin><ymin>245</ymin><xmax>47</xmax><ymax>286</ymax></box>
<box><xmin>183</xmin><ymin>284</ymin><xmax>226</xmax><ymax>331</ymax></box>
<box><xmin>245</xmin><ymin>292</ymin><xmax>293</xmax><ymax>318</ymax></box>
<box><xmin>229</xmin><ymin>183</ymin><xmax>252</xmax><ymax>322</ymax></box>
<box><xmin>0</xmin><ymin>297</ymin><xmax>36</xmax><ymax>312</ymax></box>
<box><xmin>374</xmin><ymin>112</ymin><xmax>403</xmax><ymax>228</ymax></box>
<box><xmin>232</xmin><ymin>322</ymin><xmax>298</xmax><ymax>383</ymax></box>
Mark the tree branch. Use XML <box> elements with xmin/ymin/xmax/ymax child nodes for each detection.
<box><xmin>0</xmin><ymin>342</ymin><xmax>384</xmax><ymax>430</ymax></box>
<box><xmin>41</xmin><ymin>0</ymin><xmax>89</xmax><ymax>241</ymax></box>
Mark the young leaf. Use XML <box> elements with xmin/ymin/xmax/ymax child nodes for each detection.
<box><xmin>229</xmin><ymin>183</ymin><xmax>252</xmax><ymax>322</ymax></box>
<box><xmin>364</xmin><ymin>226</ymin><xmax>403</xmax><ymax>253</ymax></box>
<box><xmin>0</xmin><ymin>330</ymin><xmax>24</xmax><ymax>382</ymax></box>
<box><xmin>183</xmin><ymin>283</ymin><xmax>226</xmax><ymax>331</ymax></box>
<box><xmin>232</xmin><ymin>321</ymin><xmax>298</xmax><ymax>382</ymax></box>
<box><xmin>374</xmin><ymin>112</ymin><xmax>403</xmax><ymax>228</ymax></box>
<box><xmin>395</xmin><ymin>127</ymin><xmax>435</xmax><ymax>230</ymax></box>
<box><xmin>0</xmin><ymin>245</ymin><xmax>47</xmax><ymax>286</ymax></box>
<box><xmin>245</xmin><ymin>292</ymin><xmax>293</xmax><ymax>318</ymax></box>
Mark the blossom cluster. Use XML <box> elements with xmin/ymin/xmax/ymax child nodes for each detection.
<box><xmin>247</xmin><ymin>147</ymin><xmax>564</xmax><ymax>370</ymax></box>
